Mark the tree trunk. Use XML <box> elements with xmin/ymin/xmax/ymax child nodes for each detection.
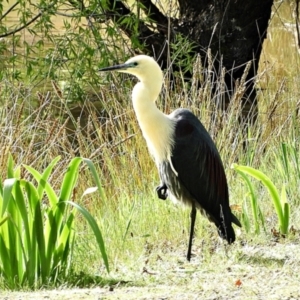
<box><xmin>100</xmin><ymin>0</ymin><xmax>274</xmax><ymax>124</ymax></box>
<box><xmin>175</xmin><ymin>0</ymin><xmax>274</xmax><ymax>124</ymax></box>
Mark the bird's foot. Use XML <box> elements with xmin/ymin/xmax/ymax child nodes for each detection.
<box><xmin>156</xmin><ymin>184</ymin><xmax>168</xmax><ymax>200</ymax></box>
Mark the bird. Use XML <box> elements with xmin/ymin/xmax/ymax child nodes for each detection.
<box><xmin>99</xmin><ymin>55</ymin><xmax>241</xmax><ymax>261</ymax></box>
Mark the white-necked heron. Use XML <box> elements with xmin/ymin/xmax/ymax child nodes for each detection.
<box><xmin>100</xmin><ymin>55</ymin><xmax>241</xmax><ymax>261</ymax></box>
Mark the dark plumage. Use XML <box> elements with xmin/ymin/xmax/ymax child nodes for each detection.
<box><xmin>157</xmin><ymin>109</ymin><xmax>241</xmax><ymax>255</ymax></box>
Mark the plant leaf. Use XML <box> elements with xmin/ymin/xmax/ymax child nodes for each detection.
<box><xmin>64</xmin><ymin>201</ymin><xmax>109</xmax><ymax>273</ymax></box>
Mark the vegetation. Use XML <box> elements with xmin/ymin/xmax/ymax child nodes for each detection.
<box><xmin>0</xmin><ymin>0</ymin><xmax>300</xmax><ymax>296</ymax></box>
<box><xmin>233</xmin><ymin>163</ymin><xmax>290</xmax><ymax>235</ymax></box>
<box><xmin>0</xmin><ymin>155</ymin><xmax>109</xmax><ymax>288</ymax></box>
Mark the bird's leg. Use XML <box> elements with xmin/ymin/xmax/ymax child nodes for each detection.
<box><xmin>187</xmin><ymin>202</ymin><xmax>197</xmax><ymax>261</ymax></box>
<box><xmin>156</xmin><ymin>183</ymin><xmax>168</xmax><ymax>200</ymax></box>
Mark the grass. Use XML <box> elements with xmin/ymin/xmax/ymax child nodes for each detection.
<box><xmin>1</xmin><ymin>0</ymin><xmax>300</xmax><ymax>295</ymax></box>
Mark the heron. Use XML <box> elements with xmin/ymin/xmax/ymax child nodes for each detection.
<box><xmin>100</xmin><ymin>55</ymin><xmax>241</xmax><ymax>261</ymax></box>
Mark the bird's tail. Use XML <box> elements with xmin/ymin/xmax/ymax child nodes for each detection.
<box><xmin>231</xmin><ymin>213</ymin><xmax>242</xmax><ymax>227</ymax></box>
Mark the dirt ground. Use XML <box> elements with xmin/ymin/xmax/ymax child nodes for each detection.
<box><xmin>1</xmin><ymin>242</ymin><xmax>299</xmax><ymax>300</ymax></box>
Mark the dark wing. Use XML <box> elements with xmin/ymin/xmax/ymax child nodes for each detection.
<box><xmin>170</xmin><ymin>109</ymin><xmax>241</xmax><ymax>243</ymax></box>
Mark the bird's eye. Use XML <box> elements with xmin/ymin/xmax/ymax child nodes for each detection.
<box><xmin>132</xmin><ymin>62</ymin><xmax>138</xmax><ymax>67</ymax></box>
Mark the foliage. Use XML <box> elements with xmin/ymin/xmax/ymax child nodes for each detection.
<box><xmin>0</xmin><ymin>155</ymin><xmax>108</xmax><ymax>289</ymax></box>
<box><xmin>0</xmin><ymin>0</ymin><xmax>198</xmax><ymax>100</ymax></box>
<box><xmin>0</xmin><ymin>0</ymin><xmax>122</xmax><ymax>104</ymax></box>
<box><xmin>233</xmin><ymin>163</ymin><xmax>290</xmax><ymax>236</ymax></box>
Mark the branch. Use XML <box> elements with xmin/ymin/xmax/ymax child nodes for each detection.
<box><xmin>0</xmin><ymin>12</ymin><xmax>42</xmax><ymax>38</ymax></box>
<box><xmin>138</xmin><ymin>0</ymin><xmax>169</xmax><ymax>34</ymax></box>
<box><xmin>103</xmin><ymin>0</ymin><xmax>168</xmax><ymax>56</ymax></box>
<box><xmin>0</xmin><ymin>2</ymin><xmax>56</xmax><ymax>38</ymax></box>
<box><xmin>65</xmin><ymin>0</ymin><xmax>170</xmax><ymax>64</ymax></box>
<box><xmin>105</xmin><ymin>0</ymin><xmax>131</xmax><ymax>20</ymax></box>
<box><xmin>67</xmin><ymin>0</ymin><xmax>85</xmax><ymax>12</ymax></box>
<box><xmin>55</xmin><ymin>11</ymin><xmax>81</xmax><ymax>18</ymax></box>
<box><xmin>296</xmin><ymin>0</ymin><xmax>300</xmax><ymax>49</ymax></box>
<box><xmin>0</xmin><ymin>2</ymin><xmax>19</xmax><ymax>22</ymax></box>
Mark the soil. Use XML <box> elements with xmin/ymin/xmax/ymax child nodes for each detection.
<box><xmin>1</xmin><ymin>242</ymin><xmax>299</xmax><ymax>300</ymax></box>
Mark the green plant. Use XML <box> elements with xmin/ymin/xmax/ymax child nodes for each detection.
<box><xmin>232</xmin><ymin>163</ymin><xmax>290</xmax><ymax>236</ymax></box>
<box><xmin>235</xmin><ymin>167</ymin><xmax>265</xmax><ymax>235</ymax></box>
<box><xmin>0</xmin><ymin>155</ymin><xmax>108</xmax><ymax>289</ymax></box>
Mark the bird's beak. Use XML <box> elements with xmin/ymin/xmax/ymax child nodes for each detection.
<box><xmin>99</xmin><ymin>63</ymin><xmax>129</xmax><ymax>72</ymax></box>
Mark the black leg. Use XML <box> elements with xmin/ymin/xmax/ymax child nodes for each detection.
<box><xmin>156</xmin><ymin>184</ymin><xmax>168</xmax><ymax>200</ymax></box>
<box><xmin>187</xmin><ymin>202</ymin><xmax>197</xmax><ymax>261</ymax></box>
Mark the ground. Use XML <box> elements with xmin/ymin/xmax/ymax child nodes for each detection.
<box><xmin>1</xmin><ymin>242</ymin><xmax>299</xmax><ymax>300</ymax></box>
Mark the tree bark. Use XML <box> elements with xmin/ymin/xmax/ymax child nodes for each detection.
<box><xmin>176</xmin><ymin>1</ymin><xmax>274</xmax><ymax>123</ymax></box>
<box><xmin>96</xmin><ymin>0</ymin><xmax>274</xmax><ymax>124</ymax></box>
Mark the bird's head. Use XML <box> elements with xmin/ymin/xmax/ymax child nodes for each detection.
<box><xmin>99</xmin><ymin>55</ymin><xmax>163</xmax><ymax>84</ymax></box>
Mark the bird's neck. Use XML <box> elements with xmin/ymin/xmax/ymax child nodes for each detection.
<box><xmin>132</xmin><ymin>81</ymin><xmax>174</xmax><ymax>164</ymax></box>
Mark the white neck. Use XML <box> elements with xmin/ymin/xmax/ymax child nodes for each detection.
<box><xmin>131</xmin><ymin>80</ymin><xmax>174</xmax><ymax>164</ymax></box>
